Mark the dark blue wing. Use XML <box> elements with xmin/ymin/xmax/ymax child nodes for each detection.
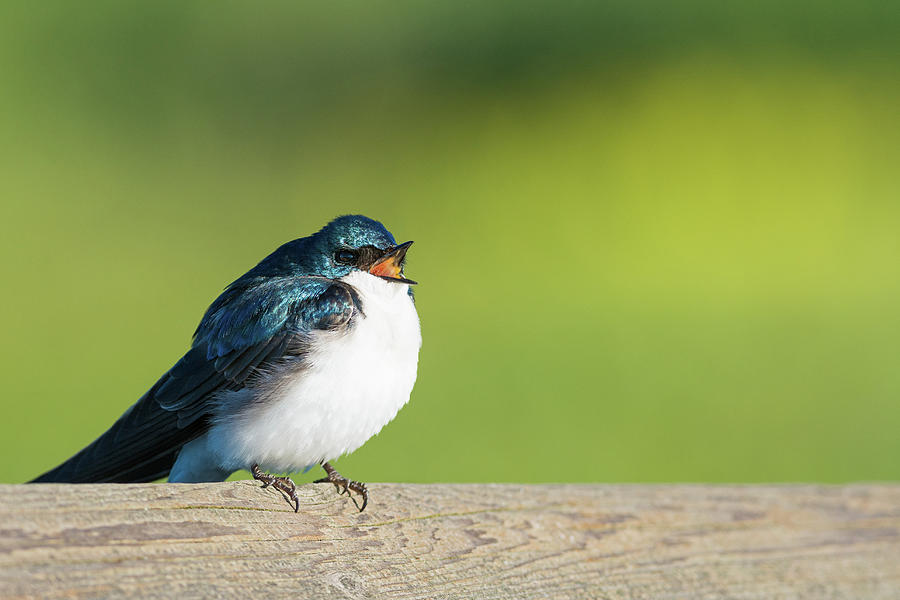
<box><xmin>157</xmin><ymin>276</ymin><xmax>361</xmax><ymax>427</ymax></box>
<box><xmin>31</xmin><ymin>276</ymin><xmax>362</xmax><ymax>483</ymax></box>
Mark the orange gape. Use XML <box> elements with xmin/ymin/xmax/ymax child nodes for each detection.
<box><xmin>370</xmin><ymin>256</ymin><xmax>402</xmax><ymax>279</ymax></box>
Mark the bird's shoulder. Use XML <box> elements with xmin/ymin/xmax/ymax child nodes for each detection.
<box><xmin>195</xmin><ymin>275</ymin><xmax>362</xmax><ymax>360</ymax></box>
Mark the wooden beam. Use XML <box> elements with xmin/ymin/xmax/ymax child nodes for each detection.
<box><xmin>1</xmin><ymin>483</ymin><xmax>897</xmax><ymax>598</ymax></box>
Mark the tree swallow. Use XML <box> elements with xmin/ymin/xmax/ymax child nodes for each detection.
<box><xmin>31</xmin><ymin>215</ymin><xmax>422</xmax><ymax>512</ymax></box>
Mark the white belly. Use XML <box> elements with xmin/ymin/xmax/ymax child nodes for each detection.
<box><xmin>195</xmin><ymin>271</ymin><xmax>421</xmax><ymax>476</ymax></box>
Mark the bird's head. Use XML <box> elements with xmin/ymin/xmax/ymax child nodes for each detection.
<box><xmin>246</xmin><ymin>215</ymin><xmax>415</xmax><ymax>284</ymax></box>
<box><xmin>312</xmin><ymin>215</ymin><xmax>416</xmax><ymax>284</ymax></box>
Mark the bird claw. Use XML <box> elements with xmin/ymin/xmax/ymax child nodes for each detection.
<box><xmin>251</xmin><ymin>464</ymin><xmax>300</xmax><ymax>512</ymax></box>
<box><xmin>315</xmin><ymin>462</ymin><xmax>369</xmax><ymax>512</ymax></box>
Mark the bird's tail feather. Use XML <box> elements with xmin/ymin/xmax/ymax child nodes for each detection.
<box><xmin>29</xmin><ymin>380</ymin><xmax>207</xmax><ymax>483</ymax></box>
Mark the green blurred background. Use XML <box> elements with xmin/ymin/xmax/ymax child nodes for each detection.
<box><xmin>1</xmin><ymin>1</ymin><xmax>898</xmax><ymax>484</ymax></box>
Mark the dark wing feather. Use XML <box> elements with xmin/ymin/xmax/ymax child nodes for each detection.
<box><xmin>31</xmin><ymin>276</ymin><xmax>361</xmax><ymax>483</ymax></box>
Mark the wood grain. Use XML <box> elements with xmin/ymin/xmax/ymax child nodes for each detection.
<box><xmin>0</xmin><ymin>482</ymin><xmax>897</xmax><ymax>599</ymax></box>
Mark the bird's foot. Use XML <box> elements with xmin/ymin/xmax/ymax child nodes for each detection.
<box><xmin>314</xmin><ymin>462</ymin><xmax>368</xmax><ymax>512</ymax></box>
<box><xmin>251</xmin><ymin>464</ymin><xmax>300</xmax><ymax>512</ymax></box>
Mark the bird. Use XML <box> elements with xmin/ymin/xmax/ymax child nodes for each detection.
<box><xmin>31</xmin><ymin>215</ymin><xmax>422</xmax><ymax>512</ymax></box>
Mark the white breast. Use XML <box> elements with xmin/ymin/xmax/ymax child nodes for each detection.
<box><xmin>206</xmin><ymin>270</ymin><xmax>421</xmax><ymax>475</ymax></box>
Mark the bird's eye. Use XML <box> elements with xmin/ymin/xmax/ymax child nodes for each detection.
<box><xmin>334</xmin><ymin>249</ymin><xmax>357</xmax><ymax>265</ymax></box>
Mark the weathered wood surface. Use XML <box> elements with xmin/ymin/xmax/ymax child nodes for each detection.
<box><xmin>0</xmin><ymin>483</ymin><xmax>898</xmax><ymax>599</ymax></box>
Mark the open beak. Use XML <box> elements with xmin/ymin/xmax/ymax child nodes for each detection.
<box><xmin>369</xmin><ymin>241</ymin><xmax>417</xmax><ymax>284</ymax></box>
